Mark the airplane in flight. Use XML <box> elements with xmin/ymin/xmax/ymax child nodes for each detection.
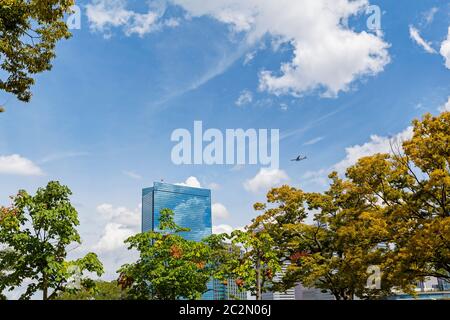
<box><xmin>291</xmin><ymin>155</ymin><xmax>307</xmax><ymax>162</ymax></box>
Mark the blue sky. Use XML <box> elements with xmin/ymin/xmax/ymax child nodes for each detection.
<box><xmin>1</xmin><ymin>0</ymin><xmax>450</xmax><ymax>282</ymax></box>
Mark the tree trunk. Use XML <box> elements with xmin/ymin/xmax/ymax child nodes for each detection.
<box><xmin>256</xmin><ymin>255</ymin><xmax>262</xmax><ymax>300</ymax></box>
<box><xmin>43</xmin><ymin>273</ymin><xmax>48</xmax><ymax>300</ymax></box>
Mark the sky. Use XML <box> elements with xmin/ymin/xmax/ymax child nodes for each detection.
<box><xmin>1</xmin><ymin>0</ymin><xmax>450</xmax><ymax>287</ymax></box>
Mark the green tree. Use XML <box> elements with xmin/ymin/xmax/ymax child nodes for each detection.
<box><xmin>0</xmin><ymin>181</ymin><xmax>104</xmax><ymax>300</ymax></box>
<box><xmin>0</xmin><ymin>0</ymin><xmax>74</xmax><ymax>107</ymax></box>
<box><xmin>118</xmin><ymin>208</ymin><xmax>214</xmax><ymax>300</ymax></box>
<box><xmin>213</xmin><ymin>228</ymin><xmax>281</xmax><ymax>300</ymax></box>
<box><xmin>57</xmin><ymin>280</ymin><xmax>129</xmax><ymax>300</ymax></box>
<box><xmin>0</xmin><ymin>247</ymin><xmax>16</xmax><ymax>299</ymax></box>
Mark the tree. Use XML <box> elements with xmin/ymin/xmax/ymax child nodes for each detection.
<box><xmin>346</xmin><ymin>112</ymin><xmax>450</xmax><ymax>281</ymax></box>
<box><xmin>57</xmin><ymin>280</ymin><xmax>129</xmax><ymax>300</ymax></box>
<box><xmin>118</xmin><ymin>208</ymin><xmax>214</xmax><ymax>300</ymax></box>
<box><xmin>253</xmin><ymin>177</ymin><xmax>403</xmax><ymax>300</ymax></box>
<box><xmin>224</xmin><ymin>228</ymin><xmax>282</xmax><ymax>300</ymax></box>
<box><xmin>221</xmin><ymin>186</ymin><xmax>306</xmax><ymax>300</ymax></box>
<box><xmin>0</xmin><ymin>181</ymin><xmax>104</xmax><ymax>300</ymax></box>
<box><xmin>0</xmin><ymin>0</ymin><xmax>74</xmax><ymax>106</ymax></box>
<box><xmin>297</xmin><ymin>174</ymin><xmax>412</xmax><ymax>299</ymax></box>
<box><xmin>0</xmin><ymin>247</ymin><xmax>16</xmax><ymax>299</ymax></box>
<box><xmin>250</xmin><ymin>112</ymin><xmax>450</xmax><ymax>299</ymax></box>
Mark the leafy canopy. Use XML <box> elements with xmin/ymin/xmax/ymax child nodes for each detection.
<box><xmin>0</xmin><ymin>0</ymin><xmax>74</xmax><ymax>105</ymax></box>
<box><xmin>0</xmin><ymin>181</ymin><xmax>103</xmax><ymax>300</ymax></box>
<box><xmin>118</xmin><ymin>208</ymin><xmax>215</xmax><ymax>300</ymax></box>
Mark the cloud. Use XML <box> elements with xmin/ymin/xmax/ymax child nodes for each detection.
<box><xmin>303</xmin><ymin>136</ymin><xmax>324</xmax><ymax>146</ymax></box>
<box><xmin>93</xmin><ymin>203</ymin><xmax>141</xmax><ymax>253</ymax></box>
<box><xmin>96</xmin><ymin>203</ymin><xmax>140</xmax><ymax>227</ymax></box>
<box><xmin>235</xmin><ymin>90</ymin><xmax>253</xmax><ymax>106</ymax></box>
<box><xmin>39</xmin><ymin>151</ymin><xmax>89</xmax><ymax>164</ymax></box>
<box><xmin>440</xmin><ymin>27</ymin><xmax>450</xmax><ymax>69</ymax></box>
<box><xmin>439</xmin><ymin>97</ymin><xmax>450</xmax><ymax>113</ymax></box>
<box><xmin>86</xmin><ymin>0</ymin><xmax>176</xmax><ymax>37</ymax></box>
<box><xmin>243</xmin><ymin>51</ymin><xmax>256</xmax><ymax>65</ymax></box>
<box><xmin>172</xmin><ymin>0</ymin><xmax>390</xmax><ymax>97</ymax></box>
<box><xmin>212</xmin><ymin>224</ymin><xmax>234</xmax><ymax>235</ymax></box>
<box><xmin>0</xmin><ymin>154</ymin><xmax>44</xmax><ymax>176</ymax></box>
<box><xmin>123</xmin><ymin>170</ymin><xmax>142</xmax><ymax>180</ymax></box>
<box><xmin>207</xmin><ymin>182</ymin><xmax>221</xmax><ymax>190</ymax></box>
<box><xmin>333</xmin><ymin>127</ymin><xmax>413</xmax><ymax>174</ymax></box>
<box><xmin>302</xmin><ymin>169</ymin><xmax>329</xmax><ymax>187</ymax></box>
<box><xmin>176</xmin><ymin>176</ymin><xmax>202</xmax><ymax>188</ymax></box>
<box><xmin>93</xmin><ymin>222</ymin><xmax>135</xmax><ymax>252</ymax></box>
<box><xmin>212</xmin><ymin>203</ymin><xmax>230</xmax><ymax>220</ymax></box>
<box><xmin>87</xmin><ymin>0</ymin><xmax>390</xmax><ymax>97</ymax></box>
<box><xmin>303</xmin><ymin>127</ymin><xmax>413</xmax><ymax>186</ymax></box>
<box><xmin>244</xmin><ymin>168</ymin><xmax>289</xmax><ymax>194</ymax></box>
<box><xmin>409</xmin><ymin>25</ymin><xmax>436</xmax><ymax>54</ymax></box>
<box><xmin>230</xmin><ymin>164</ymin><xmax>244</xmax><ymax>172</ymax></box>
<box><xmin>423</xmin><ymin>7</ymin><xmax>439</xmax><ymax>25</ymax></box>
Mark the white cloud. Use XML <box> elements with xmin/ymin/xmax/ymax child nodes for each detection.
<box><xmin>86</xmin><ymin>0</ymin><xmax>133</xmax><ymax>34</ymax></box>
<box><xmin>123</xmin><ymin>170</ymin><xmax>142</xmax><ymax>180</ymax></box>
<box><xmin>96</xmin><ymin>203</ymin><xmax>140</xmax><ymax>227</ymax></box>
<box><xmin>439</xmin><ymin>97</ymin><xmax>450</xmax><ymax>113</ymax></box>
<box><xmin>440</xmin><ymin>27</ymin><xmax>450</xmax><ymax>69</ymax></box>
<box><xmin>93</xmin><ymin>203</ymin><xmax>141</xmax><ymax>253</ymax></box>
<box><xmin>409</xmin><ymin>25</ymin><xmax>436</xmax><ymax>54</ymax></box>
<box><xmin>230</xmin><ymin>164</ymin><xmax>244</xmax><ymax>172</ymax></box>
<box><xmin>235</xmin><ymin>90</ymin><xmax>253</xmax><ymax>106</ymax></box>
<box><xmin>303</xmin><ymin>127</ymin><xmax>413</xmax><ymax>186</ymax></box>
<box><xmin>0</xmin><ymin>154</ymin><xmax>44</xmax><ymax>176</ymax></box>
<box><xmin>172</xmin><ymin>0</ymin><xmax>390</xmax><ymax>97</ymax></box>
<box><xmin>303</xmin><ymin>136</ymin><xmax>324</xmax><ymax>146</ymax></box>
<box><xmin>125</xmin><ymin>11</ymin><xmax>160</xmax><ymax>36</ymax></box>
<box><xmin>208</xmin><ymin>182</ymin><xmax>221</xmax><ymax>190</ymax></box>
<box><xmin>86</xmin><ymin>0</ymin><xmax>175</xmax><ymax>37</ymax></box>
<box><xmin>333</xmin><ymin>127</ymin><xmax>413</xmax><ymax>174</ymax></box>
<box><xmin>212</xmin><ymin>224</ymin><xmax>234</xmax><ymax>235</ymax></box>
<box><xmin>423</xmin><ymin>7</ymin><xmax>438</xmax><ymax>25</ymax></box>
<box><xmin>176</xmin><ymin>176</ymin><xmax>202</xmax><ymax>188</ymax></box>
<box><xmin>302</xmin><ymin>169</ymin><xmax>329</xmax><ymax>187</ymax></box>
<box><xmin>243</xmin><ymin>51</ymin><xmax>256</xmax><ymax>65</ymax></box>
<box><xmin>40</xmin><ymin>151</ymin><xmax>89</xmax><ymax>164</ymax></box>
<box><xmin>244</xmin><ymin>168</ymin><xmax>289</xmax><ymax>194</ymax></box>
<box><xmin>87</xmin><ymin>0</ymin><xmax>390</xmax><ymax>97</ymax></box>
<box><xmin>93</xmin><ymin>222</ymin><xmax>135</xmax><ymax>252</ymax></box>
<box><xmin>212</xmin><ymin>203</ymin><xmax>230</xmax><ymax>220</ymax></box>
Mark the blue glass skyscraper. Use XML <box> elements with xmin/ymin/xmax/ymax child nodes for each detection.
<box><xmin>142</xmin><ymin>182</ymin><xmax>213</xmax><ymax>299</ymax></box>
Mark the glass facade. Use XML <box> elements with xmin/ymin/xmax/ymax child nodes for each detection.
<box><xmin>142</xmin><ymin>182</ymin><xmax>213</xmax><ymax>299</ymax></box>
<box><xmin>213</xmin><ymin>279</ymin><xmax>247</xmax><ymax>300</ymax></box>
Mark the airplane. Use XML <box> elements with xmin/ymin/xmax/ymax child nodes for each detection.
<box><xmin>291</xmin><ymin>155</ymin><xmax>307</xmax><ymax>162</ymax></box>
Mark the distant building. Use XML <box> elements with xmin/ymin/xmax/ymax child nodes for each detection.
<box><xmin>261</xmin><ymin>262</ymin><xmax>296</xmax><ymax>300</ymax></box>
<box><xmin>213</xmin><ymin>279</ymin><xmax>247</xmax><ymax>300</ymax></box>
<box><xmin>142</xmin><ymin>182</ymin><xmax>213</xmax><ymax>299</ymax></box>
<box><xmin>261</xmin><ymin>261</ymin><xmax>334</xmax><ymax>300</ymax></box>
<box><xmin>294</xmin><ymin>284</ymin><xmax>335</xmax><ymax>300</ymax></box>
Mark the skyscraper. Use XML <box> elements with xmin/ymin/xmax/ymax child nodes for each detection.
<box><xmin>142</xmin><ymin>182</ymin><xmax>212</xmax><ymax>240</ymax></box>
<box><xmin>142</xmin><ymin>182</ymin><xmax>213</xmax><ymax>299</ymax></box>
